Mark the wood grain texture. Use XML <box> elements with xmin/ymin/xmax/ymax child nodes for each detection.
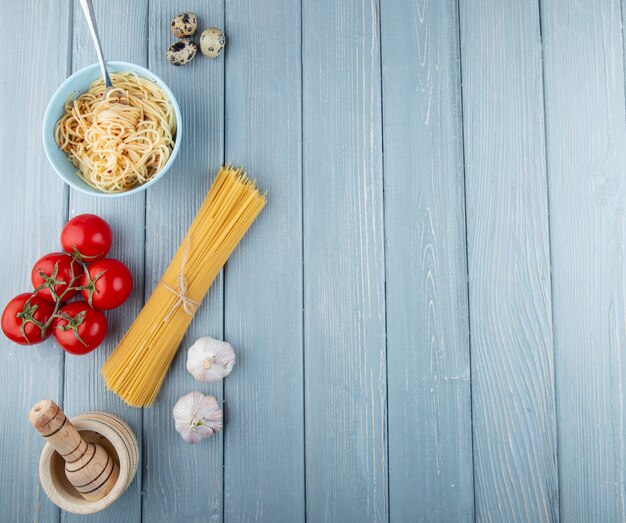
<box><xmin>0</xmin><ymin>2</ymin><xmax>70</xmax><ymax>521</ymax></box>
<box><xmin>4</xmin><ymin>0</ymin><xmax>626</xmax><ymax>521</ymax></box>
<box><xmin>302</xmin><ymin>0</ymin><xmax>388</xmax><ymax>520</ymax></box>
<box><xmin>380</xmin><ymin>0</ymin><xmax>473</xmax><ymax>520</ymax></box>
<box><xmin>222</xmin><ymin>0</ymin><xmax>305</xmax><ymax>520</ymax></box>
<box><xmin>458</xmin><ymin>0</ymin><xmax>559</xmax><ymax>521</ymax></box>
<box><xmin>61</xmin><ymin>2</ymin><xmax>149</xmax><ymax>522</ymax></box>
<box><xmin>541</xmin><ymin>1</ymin><xmax>626</xmax><ymax>520</ymax></box>
<box><xmin>142</xmin><ymin>1</ymin><xmax>225</xmax><ymax>521</ymax></box>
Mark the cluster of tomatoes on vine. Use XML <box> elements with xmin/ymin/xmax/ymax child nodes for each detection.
<box><xmin>1</xmin><ymin>214</ymin><xmax>133</xmax><ymax>355</ymax></box>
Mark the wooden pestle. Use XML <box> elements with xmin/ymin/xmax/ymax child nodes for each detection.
<box><xmin>29</xmin><ymin>400</ymin><xmax>119</xmax><ymax>501</ymax></box>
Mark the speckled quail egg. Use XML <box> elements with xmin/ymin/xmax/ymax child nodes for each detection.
<box><xmin>200</xmin><ymin>27</ymin><xmax>226</xmax><ymax>58</ymax></box>
<box><xmin>171</xmin><ymin>12</ymin><xmax>197</xmax><ymax>38</ymax></box>
<box><xmin>166</xmin><ymin>40</ymin><xmax>197</xmax><ymax>66</ymax></box>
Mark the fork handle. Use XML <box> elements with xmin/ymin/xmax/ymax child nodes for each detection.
<box><xmin>79</xmin><ymin>0</ymin><xmax>112</xmax><ymax>88</ymax></box>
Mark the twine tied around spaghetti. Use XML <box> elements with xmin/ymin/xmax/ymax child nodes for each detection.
<box><xmin>161</xmin><ymin>237</ymin><xmax>200</xmax><ymax>322</ymax></box>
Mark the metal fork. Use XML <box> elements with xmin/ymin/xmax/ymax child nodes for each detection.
<box><xmin>79</xmin><ymin>0</ymin><xmax>113</xmax><ymax>90</ymax></box>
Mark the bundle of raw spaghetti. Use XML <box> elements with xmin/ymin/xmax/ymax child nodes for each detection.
<box><xmin>102</xmin><ymin>165</ymin><xmax>266</xmax><ymax>407</ymax></box>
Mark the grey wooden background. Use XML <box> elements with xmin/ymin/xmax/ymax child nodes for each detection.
<box><xmin>0</xmin><ymin>0</ymin><xmax>625</xmax><ymax>522</ymax></box>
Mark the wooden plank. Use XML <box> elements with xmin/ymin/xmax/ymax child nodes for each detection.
<box><xmin>142</xmin><ymin>1</ymin><xmax>225</xmax><ymax>521</ymax></box>
<box><xmin>0</xmin><ymin>1</ymin><xmax>70</xmax><ymax>521</ymax></box>
<box><xmin>380</xmin><ymin>0</ymin><xmax>473</xmax><ymax>520</ymax></box>
<box><xmin>302</xmin><ymin>0</ymin><xmax>387</xmax><ymax>520</ymax></box>
<box><xmin>61</xmin><ymin>1</ymin><xmax>148</xmax><ymax>522</ymax></box>
<box><xmin>222</xmin><ymin>0</ymin><xmax>304</xmax><ymax>520</ymax></box>
<box><xmin>458</xmin><ymin>1</ymin><xmax>559</xmax><ymax>521</ymax></box>
<box><xmin>541</xmin><ymin>1</ymin><xmax>626</xmax><ymax>520</ymax></box>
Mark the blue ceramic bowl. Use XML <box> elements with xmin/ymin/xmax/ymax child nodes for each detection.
<box><xmin>42</xmin><ymin>61</ymin><xmax>182</xmax><ymax>198</ymax></box>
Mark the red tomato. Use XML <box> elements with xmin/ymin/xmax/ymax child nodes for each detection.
<box><xmin>1</xmin><ymin>293</ymin><xmax>55</xmax><ymax>345</ymax></box>
<box><xmin>80</xmin><ymin>258</ymin><xmax>133</xmax><ymax>310</ymax></box>
<box><xmin>31</xmin><ymin>252</ymin><xmax>83</xmax><ymax>303</ymax></box>
<box><xmin>61</xmin><ymin>214</ymin><xmax>112</xmax><ymax>262</ymax></box>
<box><xmin>52</xmin><ymin>302</ymin><xmax>107</xmax><ymax>355</ymax></box>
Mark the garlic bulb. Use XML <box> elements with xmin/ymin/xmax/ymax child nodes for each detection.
<box><xmin>172</xmin><ymin>391</ymin><xmax>223</xmax><ymax>444</ymax></box>
<box><xmin>186</xmin><ymin>336</ymin><xmax>236</xmax><ymax>382</ymax></box>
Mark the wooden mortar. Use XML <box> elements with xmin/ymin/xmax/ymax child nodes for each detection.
<box><xmin>34</xmin><ymin>407</ymin><xmax>138</xmax><ymax>515</ymax></box>
<box><xmin>30</xmin><ymin>400</ymin><xmax>120</xmax><ymax>501</ymax></box>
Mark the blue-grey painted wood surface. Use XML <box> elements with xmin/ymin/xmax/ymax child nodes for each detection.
<box><xmin>303</xmin><ymin>0</ymin><xmax>388</xmax><ymax>520</ymax></box>
<box><xmin>459</xmin><ymin>0</ymin><xmax>558</xmax><ymax>521</ymax></box>
<box><xmin>143</xmin><ymin>0</ymin><xmax>224</xmax><ymax>521</ymax></box>
<box><xmin>541</xmin><ymin>1</ymin><xmax>626</xmax><ymax>521</ymax></box>
<box><xmin>0</xmin><ymin>2</ymin><xmax>70</xmax><ymax>522</ymax></box>
<box><xmin>1</xmin><ymin>0</ymin><xmax>626</xmax><ymax>522</ymax></box>
<box><xmin>223</xmin><ymin>0</ymin><xmax>305</xmax><ymax>521</ymax></box>
<box><xmin>381</xmin><ymin>0</ymin><xmax>473</xmax><ymax>521</ymax></box>
<box><xmin>63</xmin><ymin>2</ymin><xmax>148</xmax><ymax>522</ymax></box>
<box><xmin>143</xmin><ymin>1</ymin><xmax>225</xmax><ymax>521</ymax></box>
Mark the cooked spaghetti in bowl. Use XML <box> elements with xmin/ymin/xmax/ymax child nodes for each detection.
<box><xmin>55</xmin><ymin>72</ymin><xmax>175</xmax><ymax>193</ymax></box>
<box><xmin>43</xmin><ymin>62</ymin><xmax>182</xmax><ymax>198</ymax></box>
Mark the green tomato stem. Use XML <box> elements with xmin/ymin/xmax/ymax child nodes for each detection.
<box><xmin>39</xmin><ymin>258</ymin><xmax>90</xmax><ymax>335</ymax></box>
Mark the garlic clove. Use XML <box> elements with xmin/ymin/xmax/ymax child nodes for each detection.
<box><xmin>186</xmin><ymin>336</ymin><xmax>236</xmax><ymax>382</ymax></box>
<box><xmin>173</xmin><ymin>391</ymin><xmax>223</xmax><ymax>444</ymax></box>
